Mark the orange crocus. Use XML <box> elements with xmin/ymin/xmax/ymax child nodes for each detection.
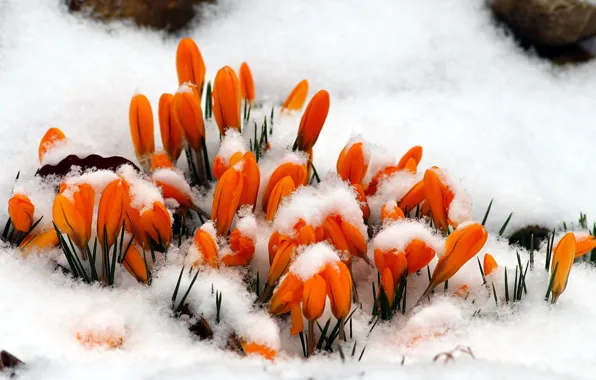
<box><xmin>550</xmin><ymin>232</ymin><xmax>576</xmax><ymax>303</ymax></box>
<box><xmin>122</xmin><ymin>244</ymin><xmax>150</xmax><ymax>284</ymax></box>
<box><xmin>240</xmin><ymin>341</ymin><xmax>276</xmax><ymax>360</ymax></box>
<box><xmin>239</xmin><ymin>62</ymin><xmax>255</xmax><ymax>103</ymax></box>
<box><xmin>222</xmin><ymin>228</ymin><xmax>255</xmax><ymax>266</ymax></box>
<box><xmin>302</xmin><ymin>274</ymin><xmax>327</xmax><ymax>321</ymax></box>
<box><xmin>281</xmin><ymin>79</ymin><xmax>309</xmax><ymax>112</ymax></box>
<box><xmin>239</xmin><ymin>152</ymin><xmax>260</xmax><ymax>209</ymax></box>
<box><xmin>353</xmin><ymin>184</ymin><xmax>370</xmax><ymax>221</ymax></box>
<box><xmin>396</xmin><ymin>146</ymin><xmax>423</xmax><ymax>171</ymax></box>
<box><xmin>261</xmin><ymin>162</ymin><xmax>307</xmax><ymax>212</ymax></box>
<box><xmin>213</xmin><ymin>66</ymin><xmax>241</xmax><ymax>135</ymax></box>
<box><xmin>151</xmin><ymin>152</ymin><xmax>174</xmax><ymax>171</ymax></box>
<box><xmin>558</xmin><ymin>234</ymin><xmax>596</xmax><ymax>259</ymax></box>
<box><xmin>129</xmin><ymin>94</ymin><xmax>155</xmax><ymax>167</ymax></box>
<box><xmin>423</xmin><ymin>167</ymin><xmax>454</xmax><ymax>233</ymax></box>
<box><xmin>173</xmin><ymin>88</ymin><xmax>205</xmax><ymax>152</ymax></box>
<box><xmin>321</xmin><ymin>215</ymin><xmax>368</xmax><ymax>264</ymax></box>
<box><xmin>483</xmin><ymin>253</ymin><xmax>498</xmax><ymax>276</ymax></box>
<box><xmin>365</xmin><ymin>166</ymin><xmax>400</xmax><ymax>196</ymax></box>
<box><xmin>398</xmin><ymin>180</ymin><xmax>425</xmax><ymax>215</ymax></box>
<box><xmin>8</xmin><ymin>194</ymin><xmax>35</xmax><ymax>232</ymax></box>
<box><xmin>381</xmin><ymin>201</ymin><xmax>405</xmax><ymax>224</ymax></box>
<box><xmin>97</xmin><ymin>179</ymin><xmax>126</xmax><ymax>249</ymax></box>
<box><xmin>374</xmin><ymin>249</ymin><xmax>407</xmax><ymax>307</ymax></box>
<box><xmin>337</xmin><ymin>141</ymin><xmax>369</xmax><ymax>185</ymax></box>
<box><xmin>422</xmin><ymin>222</ymin><xmax>488</xmax><ymax>298</ymax></box>
<box><xmin>294</xmin><ymin>90</ymin><xmax>330</xmax><ymax>152</ymax></box>
<box><xmin>38</xmin><ymin>127</ymin><xmax>66</xmax><ymax>163</ymax></box>
<box><xmin>159</xmin><ymin>93</ymin><xmax>184</xmax><ymax>163</ymax></box>
<box><xmin>19</xmin><ymin>229</ymin><xmax>59</xmax><ymax>256</ymax></box>
<box><xmin>139</xmin><ymin>201</ymin><xmax>172</xmax><ymax>248</ymax></box>
<box><xmin>211</xmin><ymin>166</ymin><xmax>244</xmax><ymax>236</ymax></box>
<box><xmin>212</xmin><ymin>151</ymin><xmax>243</xmax><ymax>180</ymax></box>
<box><xmin>404</xmin><ymin>239</ymin><xmax>435</xmax><ymax>274</ymax></box>
<box><xmin>53</xmin><ymin>184</ymin><xmax>95</xmax><ymax>250</ymax></box>
<box><xmin>193</xmin><ymin>227</ymin><xmax>219</xmax><ymax>268</ymax></box>
<box><xmin>176</xmin><ymin>37</ymin><xmax>206</xmax><ymax>96</ymax></box>
<box><xmin>266</xmin><ymin>176</ymin><xmax>296</xmax><ymax>222</ymax></box>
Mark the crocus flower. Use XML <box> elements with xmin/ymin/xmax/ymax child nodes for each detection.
<box><xmin>365</xmin><ymin>166</ymin><xmax>400</xmax><ymax>196</ymax></box>
<box><xmin>421</xmin><ymin>222</ymin><xmax>488</xmax><ymax>298</ymax></box>
<box><xmin>222</xmin><ymin>228</ymin><xmax>256</xmax><ymax>266</ymax></box>
<box><xmin>398</xmin><ymin>180</ymin><xmax>425</xmax><ymax>214</ymax></box>
<box><xmin>19</xmin><ymin>229</ymin><xmax>59</xmax><ymax>256</ymax></box>
<box><xmin>122</xmin><ymin>244</ymin><xmax>149</xmax><ymax>284</ymax></box>
<box><xmin>53</xmin><ymin>183</ymin><xmax>95</xmax><ymax>251</ymax></box>
<box><xmin>212</xmin><ymin>165</ymin><xmax>244</xmax><ymax>236</ymax></box>
<box><xmin>38</xmin><ymin>127</ymin><xmax>66</xmax><ymax>163</ymax></box>
<box><xmin>374</xmin><ymin>249</ymin><xmax>407</xmax><ymax>307</ymax></box>
<box><xmin>321</xmin><ymin>215</ymin><xmax>368</xmax><ymax>264</ymax></box>
<box><xmin>97</xmin><ymin>179</ymin><xmax>126</xmax><ymax>249</ymax></box>
<box><xmin>396</xmin><ymin>146</ymin><xmax>423</xmax><ymax>171</ymax></box>
<box><xmin>261</xmin><ymin>162</ymin><xmax>307</xmax><ymax>212</ymax></box>
<box><xmin>152</xmin><ymin>167</ymin><xmax>196</xmax><ymax>211</ymax></box>
<box><xmin>267</xmin><ymin>220</ymin><xmax>316</xmax><ymax>285</ymax></box>
<box><xmin>336</xmin><ymin>141</ymin><xmax>369</xmax><ymax>185</ymax></box>
<box><xmin>173</xmin><ymin>87</ymin><xmax>205</xmax><ymax>152</ymax></box>
<box><xmin>8</xmin><ymin>194</ymin><xmax>35</xmax><ymax>232</ymax></box>
<box><xmin>213</xmin><ymin>66</ymin><xmax>241</xmax><ymax>135</ymax></box>
<box><xmin>294</xmin><ymin>90</ymin><xmax>330</xmax><ymax>152</ymax></box>
<box><xmin>239</xmin><ymin>62</ymin><xmax>255</xmax><ymax>103</ymax></box>
<box><xmin>240</xmin><ymin>341</ymin><xmax>276</xmax><ymax>360</ymax></box>
<box><xmin>574</xmin><ymin>234</ymin><xmax>596</xmax><ymax>258</ymax></box>
<box><xmin>380</xmin><ymin>200</ymin><xmax>405</xmax><ymax>224</ymax></box>
<box><xmin>483</xmin><ymin>253</ymin><xmax>498</xmax><ymax>276</ymax></box>
<box><xmin>139</xmin><ymin>201</ymin><xmax>172</xmax><ymax>248</ymax></box>
<box><xmin>129</xmin><ymin>94</ymin><xmax>155</xmax><ymax>169</ymax></box>
<box><xmin>176</xmin><ymin>37</ymin><xmax>206</xmax><ymax>96</ymax></box>
<box><xmin>281</xmin><ymin>79</ymin><xmax>309</xmax><ymax>112</ymax></box>
<box><xmin>266</xmin><ymin>176</ymin><xmax>296</xmax><ymax>222</ymax></box>
<box><xmin>151</xmin><ymin>152</ymin><xmax>174</xmax><ymax>171</ymax></box>
<box><xmin>353</xmin><ymin>184</ymin><xmax>370</xmax><ymax>221</ymax></box>
<box><xmin>192</xmin><ymin>226</ymin><xmax>219</xmax><ymax>268</ymax></box>
<box><xmin>239</xmin><ymin>152</ymin><xmax>260</xmax><ymax>209</ymax></box>
<box><xmin>159</xmin><ymin>93</ymin><xmax>184</xmax><ymax>163</ymax></box>
<box><xmin>213</xmin><ymin>151</ymin><xmax>243</xmax><ymax>180</ymax></box>
<box><xmin>404</xmin><ymin>239</ymin><xmax>436</xmax><ymax>274</ymax></box>
<box><xmin>550</xmin><ymin>232</ymin><xmax>576</xmax><ymax>304</ymax></box>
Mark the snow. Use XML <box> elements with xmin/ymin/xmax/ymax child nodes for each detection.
<box><xmin>216</xmin><ymin>129</ymin><xmax>247</xmax><ymax>164</ymax></box>
<box><xmin>235</xmin><ymin>208</ymin><xmax>258</xmax><ymax>241</ymax></box>
<box><xmin>372</xmin><ymin>219</ymin><xmax>445</xmax><ymax>257</ymax></box>
<box><xmin>1</xmin><ymin>0</ymin><xmax>596</xmax><ymax>378</ymax></box>
<box><xmin>117</xmin><ymin>165</ymin><xmax>164</xmax><ymax>212</ymax></box>
<box><xmin>286</xmin><ymin>242</ymin><xmax>341</xmax><ymax>281</ymax></box>
<box><xmin>368</xmin><ymin>170</ymin><xmax>419</xmax><ymax>222</ymax></box>
<box><xmin>434</xmin><ymin>167</ymin><xmax>473</xmax><ymax>227</ymax></box>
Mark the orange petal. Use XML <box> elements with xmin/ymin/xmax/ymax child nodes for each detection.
<box><xmin>297</xmin><ymin>224</ymin><xmax>316</xmax><ymax>246</ymax></box>
<box><xmin>159</xmin><ymin>93</ymin><xmax>184</xmax><ymax>163</ymax></box>
<box><xmin>267</xmin><ymin>240</ymin><xmax>297</xmax><ymax>286</ymax></box>
<box><xmin>302</xmin><ymin>274</ymin><xmax>327</xmax><ymax>321</ymax></box>
<box><xmin>365</xmin><ymin>166</ymin><xmax>399</xmax><ymax>196</ymax></box>
<box><xmin>424</xmin><ymin>223</ymin><xmax>487</xmax><ymax>295</ymax></box>
<box><xmin>266</xmin><ymin>176</ymin><xmax>296</xmax><ymax>222</ymax></box>
<box><xmin>213</xmin><ymin>66</ymin><xmax>241</xmax><ymax>135</ymax></box>
<box><xmin>173</xmin><ymin>90</ymin><xmax>205</xmax><ymax>152</ymax></box>
<box><xmin>295</xmin><ymin>90</ymin><xmax>330</xmax><ymax>152</ymax></box>
<box><xmin>336</xmin><ymin>142</ymin><xmax>369</xmax><ymax>185</ymax></box>
<box><xmin>239</xmin><ymin>62</ymin><xmax>255</xmax><ymax>102</ymax></box>
<box><xmin>53</xmin><ymin>193</ymin><xmax>87</xmax><ymax>249</ymax></box>
<box><xmin>270</xmin><ymin>272</ymin><xmax>303</xmax><ymax>315</ymax></box>
<box><xmin>322</xmin><ymin>216</ymin><xmax>349</xmax><ymax>253</ymax></box>
<box><xmin>139</xmin><ymin>202</ymin><xmax>172</xmax><ymax>248</ymax></box>
<box><xmin>290</xmin><ymin>302</ymin><xmax>304</xmax><ymax>335</ymax></box>
<box><xmin>396</xmin><ymin>146</ymin><xmax>423</xmax><ymax>170</ymax></box>
<box><xmin>240</xmin><ymin>341</ymin><xmax>276</xmax><ymax>360</ymax></box>
<box><xmin>268</xmin><ymin>231</ymin><xmax>282</xmax><ymax>265</ymax></box>
<box><xmin>574</xmin><ymin>234</ymin><xmax>596</xmax><ymax>258</ymax></box>
<box><xmin>380</xmin><ymin>267</ymin><xmax>395</xmax><ymax>307</ymax></box>
<box><xmin>129</xmin><ymin>94</ymin><xmax>155</xmax><ymax>165</ymax></box>
<box><xmin>223</xmin><ymin>228</ymin><xmax>255</xmax><ymax>266</ymax></box>
<box><xmin>381</xmin><ymin>201</ymin><xmax>405</xmax><ymax>224</ymax></box>
<box><xmin>423</xmin><ymin>168</ymin><xmax>449</xmax><ymax>233</ymax></box>
<box><xmin>239</xmin><ymin>152</ymin><xmax>260</xmax><ymax>209</ymax></box>
<box><xmin>176</xmin><ymin>38</ymin><xmax>206</xmax><ymax>96</ymax></box>
<box><xmin>8</xmin><ymin>194</ymin><xmax>35</xmax><ymax>232</ymax></box>
<box><xmin>404</xmin><ymin>239</ymin><xmax>435</xmax><ymax>274</ymax></box>
<box><xmin>19</xmin><ymin>229</ymin><xmax>59</xmax><ymax>256</ymax></box>
<box><xmin>550</xmin><ymin>232</ymin><xmax>576</xmax><ymax>303</ymax></box>
<box><xmin>262</xmin><ymin>163</ymin><xmax>307</xmax><ymax>212</ymax></box>
<box><xmin>398</xmin><ymin>180</ymin><xmax>425</xmax><ymax>215</ymax></box>
<box><xmin>151</xmin><ymin>152</ymin><xmax>173</xmax><ymax>171</ymax></box>
<box><xmin>122</xmin><ymin>244</ymin><xmax>149</xmax><ymax>283</ymax></box>
<box><xmin>340</xmin><ymin>219</ymin><xmax>368</xmax><ymax>260</ymax></box>
<box><xmin>483</xmin><ymin>253</ymin><xmax>498</xmax><ymax>276</ymax></box>
<box><xmin>38</xmin><ymin>127</ymin><xmax>66</xmax><ymax>163</ymax></box>
<box><xmin>154</xmin><ymin>179</ymin><xmax>193</xmax><ymax>210</ymax></box>
<box><xmin>281</xmin><ymin>79</ymin><xmax>309</xmax><ymax>112</ymax></box>
<box><xmin>194</xmin><ymin>228</ymin><xmax>219</xmax><ymax>268</ymax></box>
<box><xmin>353</xmin><ymin>184</ymin><xmax>370</xmax><ymax>221</ymax></box>
<box><xmin>211</xmin><ymin>166</ymin><xmax>244</xmax><ymax>236</ymax></box>
<box><xmin>97</xmin><ymin>180</ymin><xmax>126</xmax><ymax>249</ymax></box>
<box><xmin>322</xmin><ymin>262</ymin><xmax>352</xmax><ymax>319</ymax></box>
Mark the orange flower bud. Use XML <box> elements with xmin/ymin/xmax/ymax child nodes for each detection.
<box><xmin>240</xmin><ymin>341</ymin><xmax>276</xmax><ymax>360</ymax></box>
<box><xmin>322</xmin><ymin>262</ymin><xmax>352</xmax><ymax>319</ymax></box>
<box><xmin>97</xmin><ymin>180</ymin><xmax>126</xmax><ymax>249</ymax></box>
<box><xmin>213</xmin><ymin>66</ymin><xmax>241</xmax><ymax>135</ymax></box>
<box><xmin>176</xmin><ymin>38</ymin><xmax>206</xmax><ymax>95</ymax></box>
<box><xmin>239</xmin><ymin>62</ymin><xmax>255</xmax><ymax>103</ymax></box>
<box><xmin>129</xmin><ymin>94</ymin><xmax>155</xmax><ymax>166</ymax></box>
<box><xmin>53</xmin><ymin>184</ymin><xmax>94</xmax><ymax>250</ymax></box>
<box><xmin>222</xmin><ymin>228</ymin><xmax>255</xmax><ymax>266</ymax></box>
<box><xmin>267</xmin><ymin>240</ymin><xmax>297</xmax><ymax>285</ymax></box>
<box><xmin>8</xmin><ymin>194</ymin><xmax>35</xmax><ymax>232</ymax></box>
<box><xmin>483</xmin><ymin>253</ymin><xmax>498</xmax><ymax>276</ymax></box>
<box><xmin>381</xmin><ymin>201</ymin><xmax>404</xmax><ymax>224</ymax></box>
<box><xmin>211</xmin><ymin>166</ymin><xmax>244</xmax><ymax>236</ymax></box>
<box><xmin>573</xmin><ymin>234</ymin><xmax>596</xmax><ymax>258</ymax></box>
<box><xmin>173</xmin><ymin>89</ymin><xmax>205</xmax><ymax>152</ymax></box>
<box><xmin>38</xmin><ymin>127</ymin><xmax>66</xmax><ymax>163</ymax></box>
<box><xmin>397</xmin><ymin>146</ymin><xmax>423</xmax><ymax>171</ymax></box>
<box><xmin>398</xmin><ymin>180</ymin><xmax>425</xmax><ymax>214</ymax></box>
<box><xmin>194</xmin><ymin>228</ymin><xmax>219</xmax><ymax>268</ymax></box>
<box><xmin>122</xmin><ymin>244</ymin><xmax>149</xmax><ymax>283</ymax></box>
<box><xmin>337</xmin><ymin>142</ymin><xmax>369</xmax><ymax>185</ymax></box>
<box><xmin>212</xmin><ymin>151</ymin><xmax>243</xmax><ymax>180</ymax></box>
<box><xmin>365</xmin><ymin>166</ymin><xmax>399</xmax><ymax>196</ymax></box>
<box><xmin>550</xmin><ymin>232</ymin><xmax>576</xmax><ymax>303</ymax></box>
<box><xmin>422</xmin><ymin>222</ymin><xmax>488</xmax><ymax>297</ymax></box>
<box><xmin>353</xmin><ymin>184</ymin><xmax>370</xmax><ymax>221</ymax></box>
<box><xmin>159</xmin><ymin>93</ymin><xmax>184</xmax><ymax>163</ymax></box>
<box><xmin>281</xmin><ymin>79</ymin><xmax>309</xmax><ymax>112</ymax></box>
<box><xmin>295</xmin><ymin>90</ymin><xmax>330</xmax><ymax>152</ymax></box>
<box><xmin>262</xmin><ymin>163</ymin><xmax>307</xmax><ymax>212</ymax></box>
<box><xmin>380</xmin><ymin>267</ymin><xmax>395</xmax><ymax>307</ymax></box>
<box><xmin>423</xmin><ymin>167</ymin><xmax>453</xmax><ymax>233</ymax></box>
<box><xmin>301</xmin><ymin>274</ymin><xmax>327</xmax><ymax>321</ymax></box>
<box><xmin>404</xmin><ymin>239</ymin><xmax>435</xmax><ymax>274</ymax></box>
<box><xmin>239</xmin><ymin>152</ymin><xmax>260</xmax><ymax>209</ymax></box>
<box><xmin>139</xmin><ymin>202</ymin><xmax>172</xmax><ymax>248</ymax></box>
<box><xmin>19</xmin><ymin>229</ymin><xmax>59</xmax><ymax>256</ymax></box>
<box><xmin>151</xmin><ymin>152</ymin><xmax>174</xmax><ymax>171</ymax></box>
<box><xmin>266</xmin><ymin>176</ymin><xmax>296</xmax><ymax>222</ymax></box>
<box><xmin>374</xmin><ymin>249</ymin><xmax>407</xmax><ymax>303</ymax></box>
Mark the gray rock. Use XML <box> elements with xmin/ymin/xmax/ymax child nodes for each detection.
<box><xmin>492</xmin><ymin>0</ymin><xmax>596</xmax><ymax>46</ymax></box>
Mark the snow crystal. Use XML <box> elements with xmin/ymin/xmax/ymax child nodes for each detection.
<box><xmin>235</xmin><ymin>208</ymin><xmax>258</xmax><ymax>241</ymax></box>
<box><xmin>117</xmin><ymin>165</ymin><xmax>163</xmax><ymax>212</ymax></box>
<box><xmin>216</xmin><ymin>129</ymin><xmax>247</xmax><ymax>165</ymax></box>
<box><xmin>199</xmin><ymin>220</ymin><xmax>218</xmax><ymax>242</ymax></box>
<box><xmin>372</xmin><ymin>219</ymin><xmax>445</xmax><ymax>257</ymax></box>
<box><xmin>176</xmin><ymin>83</ymin><xmax>195</xmax><ymax>94</ymax></box>
<box><xmin>288</xmin><ymin>242</ymin><xmax>341</xmax><ymax>280</ymax></box>
<box><xmin>152</xmin><ymin>168</ymin><xmax>194</xmax><ymax>200</ymax></box>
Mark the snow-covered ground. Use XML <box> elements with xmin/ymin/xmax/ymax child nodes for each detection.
<box><xmin>1</xmin><ymin>0</ymin><xmax>596</xmax><ymax>378</ymax></box>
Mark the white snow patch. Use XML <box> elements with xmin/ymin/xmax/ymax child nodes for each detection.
<box><xmin>288</xmin><ymin>242</ymin><xmax>341</xmax><ymax>280</ymax></box>
<box><xmin>372</xmin><ymin>219</ymin><xmax>445</xmax><ymax>256</ymax></box>
<box><xmin>216</xmin><ymin>129</ymin><xmax>247</xmax><ymax>165</ymax></box>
